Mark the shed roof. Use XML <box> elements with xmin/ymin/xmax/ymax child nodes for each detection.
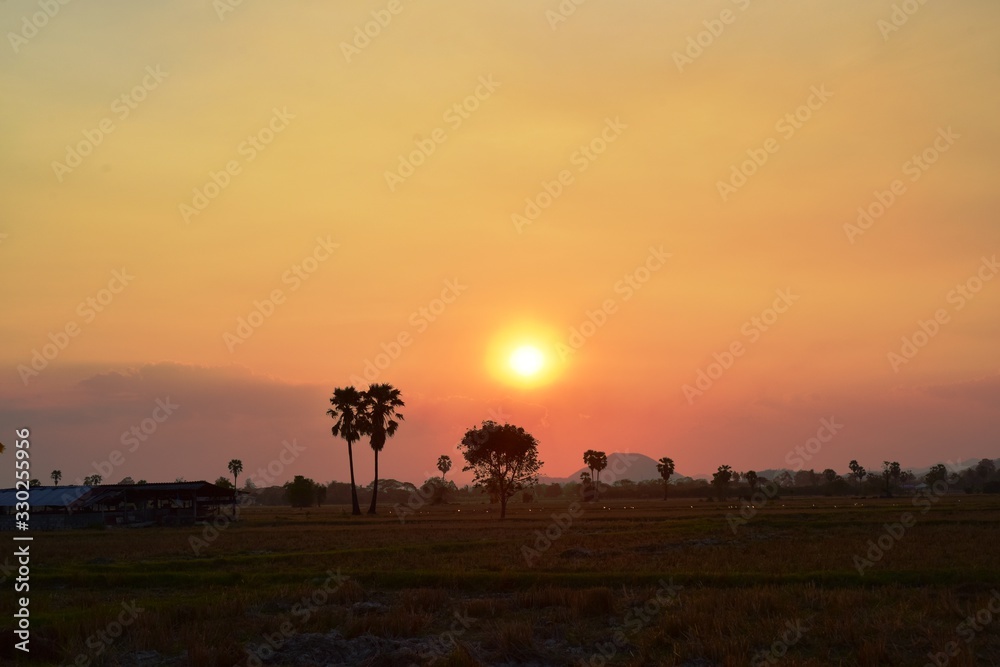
<box><xmin>0</xmin><ymin>485</ymin><xmax>91</xmax><ymax>508</ymax></box>
<box><xmin>0</xmin><ymin>481</ymin><xmax>238</xmax><ymax>508</ymax></box>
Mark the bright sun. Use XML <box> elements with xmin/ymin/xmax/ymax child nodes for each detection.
<box><xmin>509</xmin><ymin>345</ymin><xmax>545</xmax><ymax>377</ymax></box>
<box><xmin>487</xmin><ymin>322</ymin><xmax>563</xmax><ymax>387</ymax></box>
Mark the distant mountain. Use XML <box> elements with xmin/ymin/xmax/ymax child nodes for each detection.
<box><xmin>539</xmin><ymin>453</ymin><xmax>677</xmax><ymax>484</ymax></box>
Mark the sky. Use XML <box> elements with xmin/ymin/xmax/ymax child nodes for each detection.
<box><xmin>1</xmin><ymin>0</ymin><xmax>998</xmax><ymax>488</ymax></box>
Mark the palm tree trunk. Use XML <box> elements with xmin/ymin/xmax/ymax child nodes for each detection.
<box><xmin>663</xmin><ymin>481</ymin><xmax>668</xmax><ymax>500</ymax></box>
<box><xmin>348</xmin><ymin>441</ymin><xmax>361</xmax><ymax>515</ymax></box>
<box><xmin>368</xmin><ymin>449</ymin><xmax>379</xmax><ymax>514</ymax></box>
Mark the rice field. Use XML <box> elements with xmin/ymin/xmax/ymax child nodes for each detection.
<box><xmin>8</xmin><ymin>495</ymin><xmax>1000</xmax><ymax>666</ymax></box>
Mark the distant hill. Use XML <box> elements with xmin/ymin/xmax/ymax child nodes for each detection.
<box><xmin>539</xmin><ymin>453</ymin><xmax>678</xmax><ymax>484</ymax></box>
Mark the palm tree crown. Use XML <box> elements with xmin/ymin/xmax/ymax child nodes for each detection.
<box><xmin>228</xmin><ymin>459</ymin><xmax>243</xmax><ymax>487</ymax></box>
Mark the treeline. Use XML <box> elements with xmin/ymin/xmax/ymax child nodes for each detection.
<box><xmin>247</xmin><ymin>457</ymin><xmax>1000</xmax><ymax>507</ymax></box>
<box><xmin>251</xmin><ymin>477</ymin><xmax>471</xmax><ymax>508</ymax></box>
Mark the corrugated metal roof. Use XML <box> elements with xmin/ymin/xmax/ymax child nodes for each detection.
<box><xmin>0</xmin><ymin>485</ymin><xmax>91</xmax><ymax>508</ymax></box>
<box><xmin>0</xmin><ymin>481</ymin><xmax>236</xmax><ymax>508</ymax></box>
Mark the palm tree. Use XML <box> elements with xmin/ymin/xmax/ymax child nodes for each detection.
<box><xmin>226</xmin><ymin>459</ymin><xmax>243</xmax><ymax>514</ymax></box>
<box><xmin>228</xmin><ymin>459</ymin><xmax>243</xmax><ymax>488</ymax></box>
<box><xmin>849</xmin><ymin>460</ymin><xmax>867</xmax><ymax>496</ymax></box>
<box><xmin>437</xmin><ymin>455</ymin><xmax>452</xmax><ymax>481</ymax></box>
<box><xmin>327</xmin><ymin>386</ymin><xmax>366</xmax><ymax>516</ymax></box>
<box><xmin>712</xmin><ymin>465</ymin><xmax>733</xmax><ymax>500</ymax></box>
<box><xmin>51</xmin><ymin>470</ymin><xmax>62</xmax><ymax>486</ymax></box>
<box><xmin>583</xmin><ymin>450</ymin><xmax>607</xmax><ymax>499</ymax></box>
<box><xmin>361</xmin><ymin>383</ymin><xmax>405</xmax><ymax>515</ymax></box>
<box><xmin>656</xmin><ymin>457</ymin><xmax>675</xmax><ymax>499</ymax></box>
<box><xmin>593</xmin><ymin>452</ymin><xmax>607</xmax><ymax>499</ymax></box>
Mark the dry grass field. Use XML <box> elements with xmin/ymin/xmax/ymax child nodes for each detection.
<box><xmin>9</xmin><ymin>495</ymin><xmax>1000</xmax><ymax>666</ymax></box>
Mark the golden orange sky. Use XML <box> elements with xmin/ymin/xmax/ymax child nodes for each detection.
<box><xmin>2</xmin><ymin>0</ymin><xmax>998</xmax><ymax>486</ymax></box>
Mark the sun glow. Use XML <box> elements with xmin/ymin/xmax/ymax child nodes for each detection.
<box><xmin>487</xmin><ymin>322</ymin><xmax>564</xmax><ymax>388</ymax></box>
<box><xmin>509</xmin><ymin>345</ymin><xmax>544</xmax><ymax>377</ymax></box>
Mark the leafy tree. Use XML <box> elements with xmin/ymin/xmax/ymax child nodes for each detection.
<box><xmin>84</xmin><ymin>474</ymin><xmax>103</xmax><ymax>485</ymax></box>
<box><xmin>579</xmin><ymin>471</ymin><xmax>595</xmax><ymax>501</ymax></box>
<box><xmin>228</xmin><ymin>459</ymin><xmax>243</xmax><ymax>488</ymax></box>
<box><xmin>881</xmin><ymin>461</ymin><xmax>901</xmax><ymax>495</ymax></box>
<box><xmin>119</xmin><ymin>477</ymin><xmax>135</xmax><ymax>485</ymax></box>
<box><xmin>327</xmin><ymin>386</ymin><xmax>366</xmax><ymax>516</ymax></box>
<box><xmin>543</xmin><ymin>483</ymin><xmax>563</xmax><ymax>498</ymax></box>
<box><xmin>711</xmin><ymin>465</ymin><xmax>733</xmax><ymax>500</ymax></box>
<box><xmin>136</xmin><ymin>480</ymin><xmax>148</xmax><ymax>485</ymax></box>
<box><xmin>459</xmin><ymin>421</ymin><xmax>542</xmax><ymax>520</ymax></box>
<box><xmin>744</xmin><ymin>470</ymin><xmax>759</xmax><ymax>495</ymax></box>
<box><xmin>437</xmin><ymin>455</ymin><xmax>452</xmax><ymax>481</ymax></box>
<box><xmin>976</xmin><ymin>459</ymin><xmax>996</xmax><ymax>485</ymax></box>
<box><xmin>51</xmin><ymin>470</ymin><xmax>62</xmax><ymax>486</ymax></box>
<box><xmin>361</xmin><ymin>383</ymin><xmax>405</xmax><ymax>515</ymax></box>
<box><xmin>421</xmin><ymin>477</ymin><xmax>457</xmax><ymax>505</ymax></box>
<box><xmin>656</xmin><ymin>457</ymin><xmax>675</xmax><ymax>499</ymax></box>
<box><xmin>214</xmin><ymin>476</ymin><xmax>235</xmax><ymax>489</ymax></box>
<box><xmin>849</xmin><ymin>460</ymin><xmax>867</xmax><ymax>495</ymax></box>
<box><xmin>284</xmin><ymin>475</ymin><xmax>317</xmax><ymax>507</ymax></box>
<box><xmin>822</xmin><ymin>468</ymin><xmax>838</xmax><ymax>485</ymax></box>
<box><xmin>925</xmin><ymin>464</ymin><xmax>948</xmax><ymax>486</ymax></box>
<box><xmin>794</xmin><ymin>469</ymin><xmax>818</xmax><ymax>487</ymax></box>
<box><xmin>29</xmin><ymin>479</ymin><xmax>41</xmax><ymax>488</ymax></box>
<box><xmin>773</xmin><ymin>471</ymin><xmax>794</xmax><ymax>489</ymax></box>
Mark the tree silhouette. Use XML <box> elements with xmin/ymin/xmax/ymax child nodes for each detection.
<box><xmin>51</xmin><ymin>470</ymin><xmax>62</xmax><ymax>486</ymax></box>
<box><xmin>228</xmin><ymin>459</ymin><xmax>243</xmax><ymax>488</ymax></box>
<box><xmin>924</xmin><ymin>464</ymin><xmax>948</xmax><ymax>486</ymax></box>
<box><xmin>84</xmin><ymin>474</ymin><xmax>102</xmax><ymax>485</ymax></box>
<box><xmin>284</xmin><ymin>475</ymin><xmax>317</xmax><ymax>507</ymax></box>
<box><xmin>579</xmin><ymin>471</ymin><xmax>596</xmax><ymax>502</ymax></box>
<box><xmin>459</xmin><ymin>421</ymin><xmax>542</xmax><ymax>520</ymax></box>
<box><xmin>593</xmin><ymin>452</ymin><xmax>607</xmax><ymax>499</ymax></box>
<box><xmin>822</xmin><ymin>468</ymin><xmax>838</xmax><ymax>485</ymax></box>
<box><xmin>711</xmin><ymin>465</ymin><xmax>733</xmax><ymax>500</ymax></box>
<box><xmin>437</xmin><ymin>455</ymin><xmax>452</xmax><ymax>481</ymax></box>
<box><xmin>744</xmin><ymin>470</ymin><xmax>758</xmax><ymax>495</ymax></box>
<box><xmin>656</xmin><ymin>457</ymin><xmax>675</xmax><ymax>500</ymax></box>
<box><xmin>881</xmin><ymin>461</ymin><xmax>901</xmax><ymax>496</ymax></box>
<box><xmin>361</xmin><ymin>383</ymin><xmax>405</xmax><ymax>515</ymax></box>
<box><xmin>583</xmin><ymin>450</ymin><xmax>607</xmax><ymax>500</ymax></box>
<box><xmin>327</xmin><ymin>386</ymin><xmax>365</xmax><ymax>515</ymax></box>
<box><xmin>849</xmin><ymin>460</ymin><xmax>867</xmax><ymax>496</ymax></box>
<box><xmin>976</xmin><ymin>459</ymin><xmax>996</xmax><ymax>490</ymax></box>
